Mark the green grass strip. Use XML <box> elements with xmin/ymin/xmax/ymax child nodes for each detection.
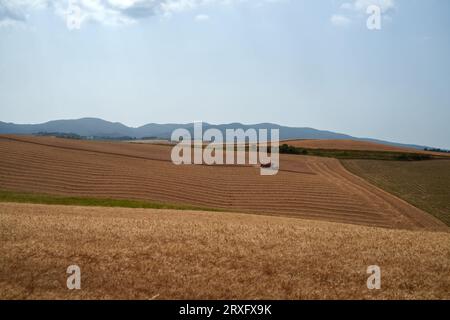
<box><xmin>0</xmin><ymin>190</ymin><xmax>223</xmax><ymax>212</ymax></box>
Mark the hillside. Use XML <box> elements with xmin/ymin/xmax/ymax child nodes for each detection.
<box><xmin>0</xmin><ymin>118</ymin><xmax>434</xmax><ymax>150</ymax></box>
<box><xmin>342</xmin><ymin>159</ymin><xmax>450</xmax><ymax>226</ymax></box>
<box><xmin>283</xmin><ymin>139</ymin><xmax>422</xmax><ymax>153</ymax></box>
<box><xmin>283</xmin><ymin>139</ymin><xmax>450</xmax><ymax>157</ymax></box>
<box><xmin>0</xmin><ymin>135</ymin><xmax>446</xmax><ymax>231</ymax></box>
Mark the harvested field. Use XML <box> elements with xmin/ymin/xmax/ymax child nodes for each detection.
<box><xmin>0</xmin><ymin>202</ymin><xmax>449</xmax><ymax>300</ymax></box>
<box><xmin>0</xmin><ymin>135</ymin><xmax>446</xmax><ymax>231</ymax></box>
<box><xmin>283</xmin><ymin>139</ymin><xmax>450</xmax><ymax>156</ymax></box>
<box><xmin>342</xmin><ymin>159</ymin><xmax>450</xmax><ymax>226</ymax></box>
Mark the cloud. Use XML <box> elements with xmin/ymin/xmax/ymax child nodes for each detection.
<box><xmin>330</xmin><ymin>14</ymin><xmax>350</xmax><ymax>27</ymax></box>
<box><xmin>341</xmin><ymin>0</ymin><xmax>395</xmax><ymax>13</ymax></box>
<box><xmin>194</xmin><ymin>13</ymin><xmax>209</xmax><ymax>22</ymax></box>
<box><xmin>331</xmin><ymin>0</ymin><xmax>395</xmax><ymax>27</ymax></box>
<box><xmin>0</xmin><ymin>0</ymin><xmax>282</xmax><ymax>28</ymax></box>
<box><xmin>0</xmin><ymin>0</ymin><xmax>48</xmax><ymax>27</ymax></box>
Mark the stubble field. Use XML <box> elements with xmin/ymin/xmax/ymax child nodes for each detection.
<box><xmin>0</xmin><ymin>135</ymin><xmax>446</xmax><ymax>230</ymax></box>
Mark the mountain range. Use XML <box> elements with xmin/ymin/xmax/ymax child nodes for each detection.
<box><xmin>0</xmin><ymin>117</ymin><xmax>429</xmax><ymax>150</ymax></box>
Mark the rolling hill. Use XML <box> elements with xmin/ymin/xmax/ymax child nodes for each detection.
<box><xmin>0</xmin><ymin>118</ymin><xmax>434</xmax><ymax>150</ymax></box>
<box><xmin>0</xmin><ymin>135</ymin><xmax>446</xmax><ymax>231</ymax></box>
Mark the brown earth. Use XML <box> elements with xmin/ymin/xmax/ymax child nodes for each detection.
<box><xmin>0</xmin><ymin>135</ymin><xmax>446</xmax><ymax>231</ymax></box>
<box><xmin>283</xmin><ymin>139</ymin><xmax>450</xmax><ymax>156</ymax></box>
<box><xmin>0</xmin><ymin>202</ymin><xmax>449</xmax><ymax>300</ymax></box>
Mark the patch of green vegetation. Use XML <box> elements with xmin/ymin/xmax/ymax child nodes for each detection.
<box><xmin>0</xmin><ymin>190</ymin><xmax>223</xmax><ymax>212</ymax></box>
<box><xmin>279</xmin><ymin>144</ymin><xmax>309</xmax><ymax>155</ymax></box>
<box><xmin>35</xmin><ymin>132</ymin><xmax>83</xmax><ymax>139</ymax></box>
<box><xmin>279</xmin><ymin>144</ymin><xmax>434</xmax><ymax>161</ymax></box>
<box><xmin>342</xmin><ymin>159</ymin><xmax>450</xmax><ymax>226</ymax></box>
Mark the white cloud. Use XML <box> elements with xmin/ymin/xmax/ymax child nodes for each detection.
<box><xmin>342</xmin><ymin>0</ymin><xmax>395</xmax><ymax>13</ymax></box>
<box><xmin>194</xmin><ymin>13</ymin><xmax>209</xmax><ymax>21</ymax></box>
<box><xmin>330</xmin><ymin>14</ymin><xmax>350</xmax><ymax>27</ymax></box>
<box><xmin>0</xmin><ymin>0</ymin><xmax>49</xmax><ymax>27</ymax></box>
<box><xmin>0</xmin><ymin>0</ymin><xmax>282</xmax><ymax>28</ymax></box>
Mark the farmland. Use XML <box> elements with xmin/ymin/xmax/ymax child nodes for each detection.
<box><xmin>0</xmin><ymin>135</ymin><xmax>445</xmax><ymax>230</ymax></box>
<box><xmin>342</xmin><ymin>159</ymin><xmax>450</xmax><ymax>226</ymax></box>
<box><xmin>1</xmin><ymin>135</ymin><xmax>449</xmax><ymax>300</ymax></box>
<box><xmin>1</xmin><ymin>202</ymin><xmax>449</xmax><ymax>300</ymax></box>
<box><xmin>282</xmin><ymin>139</ymin><xmax>417</xmax><ymax>152</ymax></box>
<box><xmin>279</xmin><ymin>144</ymin><xmax>434</xmax><ymax>161</ymax></box>
<box><xmin>283</xmin><ymin>139</ymin><xmax>450</xmax><ymax>157</ymax></box>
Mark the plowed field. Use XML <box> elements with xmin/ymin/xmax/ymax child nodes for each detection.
<box><xmin>0</xmin><ymin>135</ymin><xmax>446</xmax><ymax>230</ymax></box>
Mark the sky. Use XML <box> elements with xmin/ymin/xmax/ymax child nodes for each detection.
<box><xmin>0</xmin><ymin>0</ymin><xmax>449</xmax><ymax>148</ymax></box>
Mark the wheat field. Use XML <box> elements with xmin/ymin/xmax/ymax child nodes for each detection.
<box><xmin>1</xmin><ymin>136</ymin><xmax>449</xmax><ymax>300</ymax></box>
<box><xmin>0</xmin><ymin>202</ymin><xmax>449</xmax><ymax>300</ymax></box>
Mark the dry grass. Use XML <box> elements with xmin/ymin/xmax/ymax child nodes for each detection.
<box><xmin>0</xmin><ymin>202</ymin><xmax>449</xmax><ymax>300</ymax></box>
<box><xmin>0</xmin><ymin>135</ymin><xmax>445</xmax><ymax>230</ymax></box>
<box><xmin>342</xmin><ymin>159</ymin><xmax>450</xmax><ymax>226</ymax></box>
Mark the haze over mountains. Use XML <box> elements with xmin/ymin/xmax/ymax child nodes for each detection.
<box><xmin>0</xmin><ymin>117</ymin><xmax>430</xmax><ymax>150</ymax></box>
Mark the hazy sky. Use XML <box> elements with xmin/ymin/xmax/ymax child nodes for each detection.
<box><xmin>0</xmin><ymin>0</ymin><xmax>449</xmax><ymax>148</ymax></box>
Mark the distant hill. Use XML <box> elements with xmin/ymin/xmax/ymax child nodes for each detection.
<box><xmin>0</xmin><ymin>117</ymin><xmax>433</xmax><ymax>150</ymax></box>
